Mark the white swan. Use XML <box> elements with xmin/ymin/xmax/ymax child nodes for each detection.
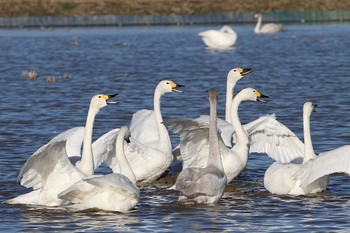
<box><xmin>194</xmin><ymin>67</ymin><xmax>252</xmax><ymax>148</ymax></box>
<box><xmin>170</xmin><ymin>67</ymin><xmax>252</xmax><ymax>158</ymax></box>
<box><xmin>6</xmin><ymin>94</ymin><xmax>118</xmax><ymax>206</ymax></box>
<box><xmin>254</xmin><ymin>13</ymin><xmax>283</xmax><ymax>34</ymax></box>
<box><xmin>264</xmin><ymin>102</ymin><xmax>350</xmax><ymax>195</ymax></box>
<box><xmin>58</xmin><ymin>126</ymin><xmax>139</xmax><ymax>212</ymax></box>
<box><xmin>175</xmin><ymin>89</ymin><xmax>227</xmax><ymax>204</ymax></box>
<box><xmin>167</xmin><ymin>88</ymin><xmax>272</xmax><ymax>183</ymax></box>
<box><xmin>93</xmin><ymin>80</ymin><xmax>184</xmax><ymax>184</ymax></box>
<box><xmin>198</xmin><ymin>25</ymin><xmax>238</xmax><ymax>49</ymax></box>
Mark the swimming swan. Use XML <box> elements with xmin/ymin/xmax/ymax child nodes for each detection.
<box><xmin>167</xmin><ymin>88</ymin><xmax>270</xmax><ymax>183</ymax></box>
<box><xmin>264</xmin><ymin>102</ymin><xmax>350</xmax><ymax>195</ymax></box>
<box><xmin>93</xmin><ymin>80</ymin><xmax>184</xmax><ymax>184</ymax></box>
<box><xmin>6</xmin><ymin>94</ymin><xmax>118</xmax><ymax>206</ymax></box>
<box><xmin>198</xmin><ymin>25</ymin><xmax>238</xmax><ymax>49</ymax></box>
<box><xmin>175</xmin><ymin>89</ymin><xmax>227</xmax><ymax>204</ymax></box>
<box><xmin>254</xmin><ymin>13</ymin><xmax>283</xmax><ymax>34</ymax></box>
<box><xmin>58</xmin><ymin>126</ymin><xmax>139</xmax><ymax>212</ymax></box>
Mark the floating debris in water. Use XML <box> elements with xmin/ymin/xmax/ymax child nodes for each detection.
<box><xmin>21</xmin><ymin>70</ymin><xmax>38</xmax><ymax>80</ymax></box>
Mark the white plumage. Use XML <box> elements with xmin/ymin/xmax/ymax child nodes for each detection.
<box><xmin>93</xmin><ymin>80</ymin><xmax>183</xmax><ymax>184</ymax></box>
<box><xmin>59</xmin><ymin>126</ymin><xmax>139</xmax><ymax>212</ymax></box>
<box><xmin>6</xmin><ymin>94</ymin><xmax>118</xmax><ymax>206</ymax></box>
<box><xmin>264</xmin><ymin>102</ymin><xmax>350</xmax><ymax>195</ymax></box>
<box><xmin>167</xmin><ymin>88</ymin><xmax>271</xmax><ymax>183</ymax></box>
<box><xmin>198</xmin><ymin>25</ymin><xmax>238</xmax><ymax>49</ymax></box>
<box><xmin>254</xmin><ymin>13</ymin><xmax>284</xmax><ymax>34</ymax></box>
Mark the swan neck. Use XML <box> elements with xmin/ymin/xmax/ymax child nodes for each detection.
<box><xmin>154</xmin><ymin>89</ymin><xmax>171</xmax><ymax>153</ymax></box>
<box><xmin>231</xmin><ymin>97</ymin><xmax>249</xmax><ymax>146</ymax></box>
<box><xmin>154</xmin><ymin>90</ymin><xmax>164</xmax><ymax>125</ymax></box>
<box><xmin>225</xmin><ymin>80</ymin><xmax>236</xmax><ymax>123</ymax></box>
<box><xmin>116</xmin><ymin>128</ymin><xmax>136</xmax><ymax>184</ymax></box>
<box><xmin>255</xmin><ymin>15</ymin><xmax>262</xmax><ymax>33</ymax></box>
<box><xmin>79</xmin><ymin>106</ymin><xmax>98</xmax><ymax>176</ymax></box>
<box><xmin>303</xmin><ymin>111</ymin><xmax>316</xmax><ymax>163</ymax></box>
<box><xmin>207</xmin><ymin>97</ymin><xmax>224</xmax><ymax>171</ymax></box>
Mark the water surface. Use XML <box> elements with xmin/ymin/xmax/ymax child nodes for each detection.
<box><xmin>0</xmin><ymin>23</ymin><xmax>350</xmax><ymax>232</ymax></box>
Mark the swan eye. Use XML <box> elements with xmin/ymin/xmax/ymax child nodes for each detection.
<box><xmin>166</xmin><ymin>82</ymin><xmax>169</xmax><ymax>84</ymax></box>
<box><xmin>98</xmin><ymin>96</ymin><xmax>101</xmax><ymax>98</ymax></box>
<box><xmin>233</xmin><ymin>69</ymin><xmax>236</xmax><ymax>72</ymax></box>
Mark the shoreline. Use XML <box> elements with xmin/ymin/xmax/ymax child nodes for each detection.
<box><xmin>0</xmin><ymin>11</ymin><xmax>349</xmax><ymax>28</ymax></box>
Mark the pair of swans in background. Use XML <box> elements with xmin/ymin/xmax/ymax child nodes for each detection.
<box><xmin>264</xmin><ymin>102</ymin><xmax>350</xmax><ymax>195</ymax></box>
<box><xmin>198</xmin><ymin>25</ymin><xmax>237</xmax><ymax>49</ymax></box>
<box><xmin>198</xmin><ymin>13</ymin><xmax>283</xmax><ymax>49</ymax></box>
<box><xmin>254</xmin><ymin>13</ymin><xmax>284</xmax><ymax>34</ymax></box>
<box><xmin>167</xmin><ymin>67</ymin><xmax>304</xmax><ymax>184</ymax></box>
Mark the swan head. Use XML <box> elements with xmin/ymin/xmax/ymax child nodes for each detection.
<box><xmin>254</xmin><ymin>13</ymin><xmax>261</xmax><ymax>19</ymax></box>
<box><xmin>206</xmin><ymin>89</ymin><xmax>218</xmax><ymax>102</ymax></box>
<box><xmin>303</xmin><ymin>102</ymin><xmax>317</xmax><ymax>115</ymax></box>
<box><xmin>227</xmin><ymin>67</ymin><xmax>252</xmax><ymax>82</ymax></box>
<box><xmin>237</xmin><ymin>88</ymin><xmax>269</xmax><ymax>102</ymax></box>
<box><xmin>157</xmin><ymin>80</ymin><xmax>184</xmax><ymax>94</ymax></box>
<box><xmin>90</xmin><ymin>93</ymin><xmax>118</xmax><ymax>110</ymax></box>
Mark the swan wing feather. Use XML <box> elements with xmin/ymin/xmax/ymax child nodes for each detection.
<box><xmin>92</xmin><ymin>128</ymin><xmax>120</xmax><ymax>170</ymax></box>
<box><xmin>166</xmin><ymin>119</ymin><xmax>212</xmax><ymax>168</ymax></box>
<box><xmin>18</xmin><ymin>140</ymin><xmax>77</xmax><ymax>189</ymax></box>
<box><xmin>244</xmin><ymin>114</ymin><xmax>304</xmax><ymax>163</ymax></box>
<box><xmin>301</xmin><ymin>145</ymin><xmax>350</xmax><ymax>187</ymax></box>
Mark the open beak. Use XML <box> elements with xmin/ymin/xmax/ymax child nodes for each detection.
<box><xmin>312</xmin><ymin>103</ymin><xmax>318</xmax><ymax>112</ymax></box>
<box><xmin>172</xmin><ymin>84</ymin><xmax>185</xmax><ymax>93</ymax></box>
<box><xmin>106</xmin><ymin>93</ymin><xmax>119</xmax><ymax>105</ymax></box>
<box><xmin>257</xmin><ymin>93</ymin><xmax>269</xmax><ymax>102</ymax></box>
<box><xmin>241</xmin><ymin>68</ymin><xmax>252</xmax><ymax>76</ymax></box>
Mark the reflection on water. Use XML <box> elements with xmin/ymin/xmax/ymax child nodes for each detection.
<box><xmin>1</xmin><ymin>23</ymin><xmax>350</xmax><ymax>232</ymax></box>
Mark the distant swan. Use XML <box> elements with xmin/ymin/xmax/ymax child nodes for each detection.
<box><xmin>175</xmin><ymin>89</ymin><xmax>227</xmax><ymax>204</ymax></box>
<box><xmin>254</xmin><ymin>13</ymin><xmax>283</xmax><ymax>34</ymax></box>
<box><xmin>198</xmin><ymin>25</ymin><xmax>238</xmax><ymax>49</ymax></box>
<box><xmin>264</xmin><ymin>102</ymin><xmax>350</xmax><ymax>195</ymax></box>
<box><xmin>93</xmin><ymin>80</ymin><xmax>184</xmax><ymax>184</ymax></box>
<box><xmin>167</xmin><ymin>88</ymin><xmax>270</xmax><ymax>183</ymax></box>
<box><xmin>6</xmin><ymin>94</ymin><xmax>118</xmax><ymax>206</ymax></box>
<box><xmin>59</xmin><ymin>126</ymin><xmax>139</xmax><ymax>212</ymax></box>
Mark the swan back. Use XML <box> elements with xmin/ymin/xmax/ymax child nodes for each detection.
<box><xmin>198</xmin><ymin>25</ymin><xmax>237</xmax><ymax>49</ymax></box>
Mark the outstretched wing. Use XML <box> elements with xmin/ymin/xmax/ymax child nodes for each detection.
<box><xmin>92</xmin><ymin>128</ymin><xmax>120</xmax><ymax>170</ymax></box>
<box><xmin>301</xmin><ymin>145</ymin><xmax>350</xmax><ymax>187</ymax></box>
<box><xmin>18</xmin><ymin>140</ymin><xmax>77</xmax><ymax>189</ymax></box>
<box><xmin>243</xmin><ymin>114</ymin><xmax>304</xmax><ymax>163</ymax></box>
<box><xmin>195</xmin><ymin>115</ymin><xmax>234</xmax><ymax>147</ymax></box>
<box><xmin>166</xmin><ymin>118</ymin><xmax>221</xmax><ymax>169</ymax></box>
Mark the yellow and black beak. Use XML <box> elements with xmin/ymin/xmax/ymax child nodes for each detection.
<box><xmin>101</xmin><ymin>93</ymin><xmax>119</xmax><ymax>105</ymax></box>
<box><xmin>255</xmin><ymin>91</ymin><xmax>269</xmax><ymax>102</ymax></box>
<box><xmin>312</xmin><ymin>103</ymin><xmax>318</xmax><ymax>112</ymax></box>
<box><xmin>240</xmin><ymin>67</ymin><xmax>252</xmax><ymax>76</ymax></box>
<box><xmin>170</xmin><ymin>81</ymin><xmax>184</xmax><ymax>92</ymax></box>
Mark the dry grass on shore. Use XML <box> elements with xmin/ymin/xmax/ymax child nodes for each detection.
<box><xmin>0</xmin><ymin>0</ymin><xmax>349</xmax><ymax>17</ymax></box>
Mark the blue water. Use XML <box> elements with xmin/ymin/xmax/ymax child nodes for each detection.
<box><xmin>0</xmin><ymin>22</ymin><xmax>350</xmax><ymax>232</ymax></box>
